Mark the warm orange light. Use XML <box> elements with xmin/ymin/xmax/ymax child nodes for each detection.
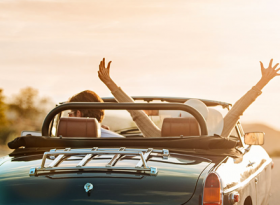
<box><xmin>234</xmin><ymin>194</ymin><xmax>239</xmax><ymax>202</ymax></box>
<box><xmin>203</xmin><ymin>173</ymin><xmax>222</xmax><ymax>205</ymax></box>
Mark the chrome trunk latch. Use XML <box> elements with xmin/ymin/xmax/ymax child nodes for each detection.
<box><xmin>84</xmin><ymin>183</ymin><xmax>93</xmax><ymax>196</ymax></box>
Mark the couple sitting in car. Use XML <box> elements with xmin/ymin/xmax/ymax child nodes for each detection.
<box><xmin>69</xmin><ymin>58</ymin><xmax>280</xmax><ymax>139</ymax></box>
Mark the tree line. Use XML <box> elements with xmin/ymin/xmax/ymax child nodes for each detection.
<box><xmin>0</xmin><ymin>87</ymin><xmax>53</xmax><ymax>145</ymax></box>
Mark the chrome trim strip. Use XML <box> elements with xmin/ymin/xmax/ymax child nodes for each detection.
<box><xmin>0</xmin><ymin>156</ymin><xmax>11</xmax><ymax>166</ymax></box>
<box><xmin>223</xmin><ymin>158</ymin><xmax>272</xmax><ymax>193</ymax></box>
<box><xmin>32</xmin><ymin>166</ymin><xmax>157</xmax><ymax>175</ymax></box>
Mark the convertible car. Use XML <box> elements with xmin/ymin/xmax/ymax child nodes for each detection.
<box><xmin>1</xmin><ymin>97</ymin><xmax>272</xmax><ymax>205</ymax></box>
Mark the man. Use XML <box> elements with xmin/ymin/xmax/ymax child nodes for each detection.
<box><xmin>68</xmin><ymin>90</ymin><xmax>124</xmax><ymax>138</ymax></box>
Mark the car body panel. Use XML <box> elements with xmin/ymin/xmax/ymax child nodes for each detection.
<box><xmin>0</xmin><ymin>153</ymin><xmax>212</xmax><ymax>205</ymax></box>
<box><xmin>217</xmin><ymin>145</ymin><xmax>272</xmax><ymax>205</ymax></box>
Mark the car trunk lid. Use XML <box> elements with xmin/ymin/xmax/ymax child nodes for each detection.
<box><xmin>0</xmin><ymin>149</ymin><xmax>211</xmax><ymax>204</ymax></box>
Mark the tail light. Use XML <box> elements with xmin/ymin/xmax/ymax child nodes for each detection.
<box><xmin>203</xmin><ymin>172</ymin><xmax>223</xmax><ymax>205</ymax></box>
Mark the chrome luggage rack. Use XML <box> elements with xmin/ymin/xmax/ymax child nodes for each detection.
<box><xmin>29</xmin><ymin>147</ymin><xmax>169</xmax><ymax>176</ymax></box>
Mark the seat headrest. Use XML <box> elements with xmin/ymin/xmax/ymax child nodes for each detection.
<box><xmin>161</xmin><ymin>117</ymin><xmax>201</xmax><ymax>137</ymax></box>
<box><xmin>57</xmin><ymin>117</ymin><xmax>101</xmax><ymax>138</ymax></box>
<box><xmin>206</xmin><ymin>108</ymin><xmax>224</xmax><ymax>136</ymax></box>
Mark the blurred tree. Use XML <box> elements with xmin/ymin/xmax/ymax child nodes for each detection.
<box><xmin>9</xmin><ymin>87</ymin><xmax>39</xmax><ymax>119</ymax></box>
<box><xmin>8</xmin><ymin>87</ymin><xmax>53</xmax><ymax>129</ymax></box>
<box><xmin>0</xmin><ymin>87</ymin><xmax>54</xmax><ymax>145</ymax></box>
<box><xmin>0</xmin><ymin>89</ymin><xmax>7</xmax><ymax>127</ymax></box>
<box><xmin>0</xmin><ymin>89</ymin><xmax>10</xmax><ymax>144</ymax></box>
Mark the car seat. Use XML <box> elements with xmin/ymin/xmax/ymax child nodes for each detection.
<box><xmin>57</xmin><ymin>117</ymin><xmax>101</xmax><ymax>138</ymax></box>
<box><xmin>161</xmin><ymin>117</ymin><xmax>201</xmax><ymax>137</ymax></box>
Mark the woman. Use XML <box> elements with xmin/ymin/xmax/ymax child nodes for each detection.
<box><xmin>98</xmin><ymin>58</ymin><xmax>280</xmax><ymax>139</ymax></box>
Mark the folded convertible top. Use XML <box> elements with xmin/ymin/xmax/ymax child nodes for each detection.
<box><xmin>8</xmin><ymin>135</ymin><xmax>237</xmax><ymax>150</ymax></box>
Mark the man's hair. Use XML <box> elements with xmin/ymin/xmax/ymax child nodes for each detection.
<box><xmin>68</xmin><ymin>90</ymin><xmax>105</xmax><ymax>122</ymax></box>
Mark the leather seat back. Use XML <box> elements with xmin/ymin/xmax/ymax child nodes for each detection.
<box><xmin>161</xmin><ymin>117</ymin><xmax>201</xmax><ymax>137</ymax></box>
<box><xmin>57</xmin><ymin>117</ymin><xmax>101</xmax><ymax>138</ymax></box>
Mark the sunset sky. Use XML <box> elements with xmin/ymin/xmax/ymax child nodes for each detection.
<box><xmin>0</xmin><ymin>0</ymin><xmax>280</xmax><ymax>130</ymax></box>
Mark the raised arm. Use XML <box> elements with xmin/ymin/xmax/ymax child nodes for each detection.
<box><xmin>98</xmin><ymin>58</ymin><xmax>161</xmax><ymax>137</ymax></box>
<box><xmin>222</xmin><ymin>59</ymin><xmax>280</xmax><ymax>138</ymax></box>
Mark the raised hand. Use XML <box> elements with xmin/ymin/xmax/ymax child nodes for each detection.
<box><xmin>98</xmin><ymin>58</ymin><xmax>112</xmax><ymax>84</ymax></box>
<box><xmin>98</xmin><ymin>58</ymin><xmax>118</xmax><ymax>91</ymax></box>
<box><xmin>260</xmin><ymin>59</ymin><xmax>280</xmax><ymax>80</ymax></box>
<box><xmin>256</xmin><ymin>59</ymin><xmax>280</xmax><ymax>90</ymax></box>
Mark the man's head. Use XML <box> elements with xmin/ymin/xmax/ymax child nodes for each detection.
<box><xmin>68</xmin><ymin>90</ymin><xmax>105</xmax><ymax>122</ymax></box>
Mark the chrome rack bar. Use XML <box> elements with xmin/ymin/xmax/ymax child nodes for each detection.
<box><xmin>135</xmin><ymin>148</ymin><xmax>153</xmax><ymax>168</ymax></box>
<box><xmin>45</xmin><ymin>148</ymin><xmax>71</xmax><ymax>168</ymax></box>
<box><xmin>137</xmin><ymin>149</ymin><xmax>157</xmax><ymax>175</ymax></box>
<box><xmin>48</xmin><ymin>148</ymin><xmax>169</xmax><ymax>157</ymax></box>
<box><xmin>32</xmin><ymin>166</ymin><xmax>154</xmax><ymax>173</ymax></box>
<box><xmin>54</xmin><ymin>148</ymin><xmax>168</xmax><ymax>154</ymax></box>
<box><xmin>106</xmin><ymin>147</ymin><xmax>126</xmax><ymax>167</ymax></box>
<box><xmin>30</xmin><ymin>147</ymin><xmax>169</xmax><ymax>176</ymax></box>
<box><xmin>77</xmin><ymin>147</ymin><xmax>98</xmax><ymax>168</ymax></box>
